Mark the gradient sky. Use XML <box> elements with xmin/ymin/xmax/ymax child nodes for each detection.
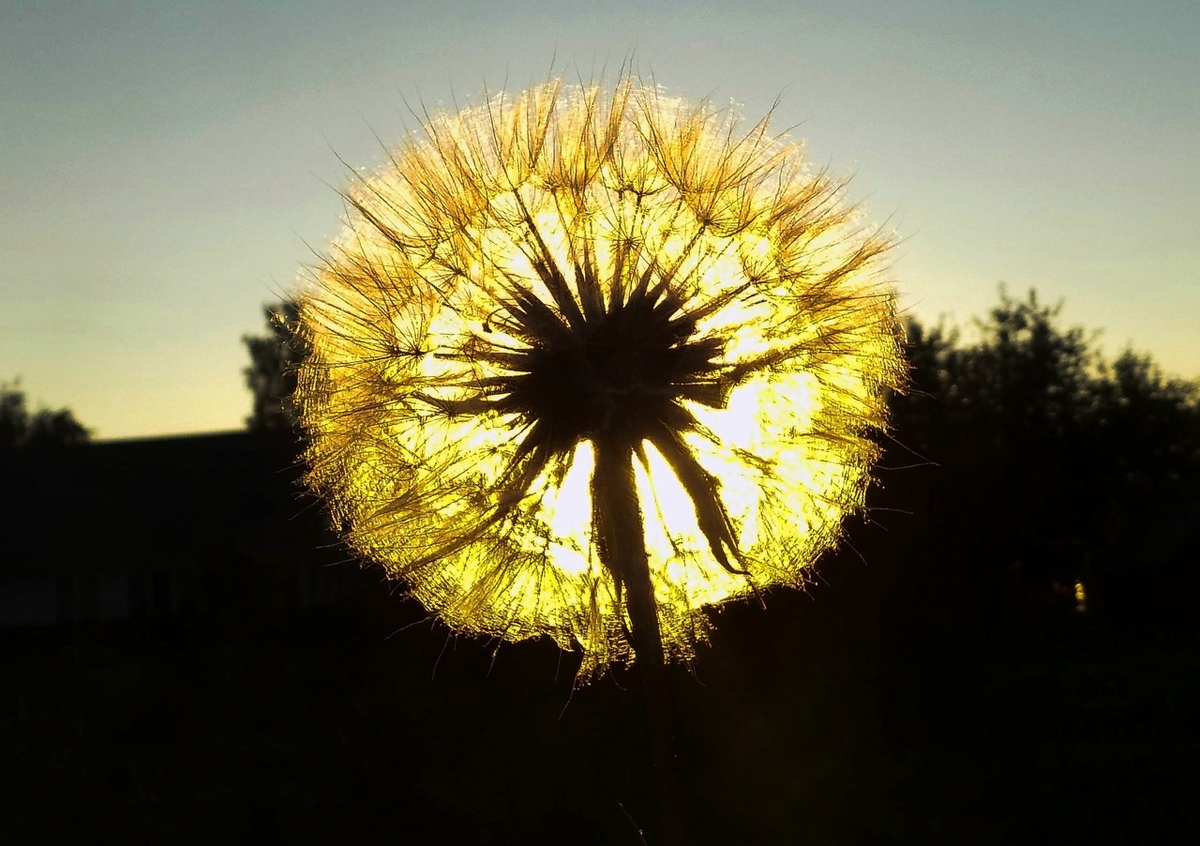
<box><xmin>3</xmin><ymin>0</ymin><xmax>1197</xmax><ymax>441</ymax></box>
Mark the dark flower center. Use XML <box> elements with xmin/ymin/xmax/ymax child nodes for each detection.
<box><xmin>496</xmin><ymin>271</ymin><xmax>724</xmax><ymax>450</ymax></box>
<box><xmin>411</xmin><ymin>253</ymin><xmax>748</xmax><ymax>577</ymax></box>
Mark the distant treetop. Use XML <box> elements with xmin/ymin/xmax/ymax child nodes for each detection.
<box><xmin>242</xmin><ymin>300</ymin><xmax>307</xmax><ymax>433</ymax></box>
<box><xmin>0</xmin><ymin>380</ymin><xmax>91</xmax><ymax>450</ymax></box>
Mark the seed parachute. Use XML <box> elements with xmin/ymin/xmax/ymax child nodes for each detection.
<box><xmin>295</xmin><ymin>75</ymin><xmax>906</xmax><ymax>682</ymax></box>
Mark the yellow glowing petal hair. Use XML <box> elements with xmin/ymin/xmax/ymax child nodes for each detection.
<box><xmin>295</xmin><ymin>76</ymin><xmax>906</xmax><ymax>681</ymax></box>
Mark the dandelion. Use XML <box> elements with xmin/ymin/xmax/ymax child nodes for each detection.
<box><xmin>294</xmin><ymin>75</ymin><xmax>905</xmax><ymax>683</ymax></box>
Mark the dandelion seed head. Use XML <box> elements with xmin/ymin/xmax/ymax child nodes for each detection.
<box><xmin>295</xmin><ymin>75</ymin><xmax>906</xmax><ymax>681</ymax></box>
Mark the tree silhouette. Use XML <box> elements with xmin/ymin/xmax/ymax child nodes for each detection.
<box><xmin>242</xmin><ymin>300</ymin><xmax>307</xmax><ymax>432</ymax></box>
<box><xmin>1088</xmin><ymin>347</ymin><xmax>1200</xmax><ymax>565</ymax></box>
<box><xmin>880</xmin><ymin>286</ymin><xmax>1200</xmax><ymax>635</ymax></box>
<box><xmin>0</xmin><ymin>380</ymin><xmax>91</xmax><ymax>449</ymax></box>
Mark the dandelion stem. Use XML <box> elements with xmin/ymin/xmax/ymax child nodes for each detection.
<box><xmin>592</xmin><ymin>436</ymin><xmax>685</xmax><ymax>846</ymax></box>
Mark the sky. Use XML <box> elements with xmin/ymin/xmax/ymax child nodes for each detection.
<box><xmin>3</xmin><ymin>0</ymin><xmax>1197</xmax><ymax>441</ymax></box>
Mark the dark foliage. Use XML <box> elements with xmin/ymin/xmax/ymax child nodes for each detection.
<box><xmin>868</xmin><ymin>285</ymin><xmax>1200</xmax><ymax>642</ymax></box>
<box><xmin>242</xmin><ymin>300</ymin><xmax>307</xmax><ymax>432</ymax></box>
<box><xmin>0</xmin><ymin>380</ymin><xmax>90</xmax><ymax>449</ymax></box>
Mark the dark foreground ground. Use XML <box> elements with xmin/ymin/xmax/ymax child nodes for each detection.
<box><xmin>5</xmin><ymin>579</ymin><xmax>1198</xmax><ymax>846</ymax></box>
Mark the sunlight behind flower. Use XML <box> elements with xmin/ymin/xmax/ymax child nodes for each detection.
<box><xmin>296</xmin><ymin>74</ymin><xmax>906</xmax><ymax>680</ymax></box>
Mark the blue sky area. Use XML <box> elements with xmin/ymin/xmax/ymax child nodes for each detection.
<box><xmin>3</xmin><ymin>0</ymin><xmax>1197</xmax><ymax>439</ymax></box>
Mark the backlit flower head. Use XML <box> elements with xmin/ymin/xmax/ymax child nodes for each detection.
<box><xmin>295</xmin><ymin>75</ymin><xmax>905</xmax><ymax>681</ymax></box>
